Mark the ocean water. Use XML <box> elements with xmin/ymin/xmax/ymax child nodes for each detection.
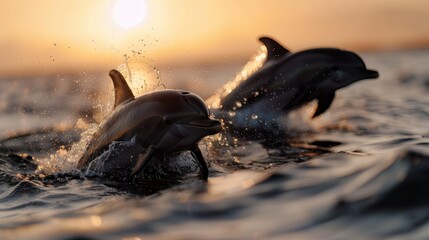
<box><xmin>0</xmin><ymin>50</ymin><xmax>429</xmax><ymax>240</ymax></box>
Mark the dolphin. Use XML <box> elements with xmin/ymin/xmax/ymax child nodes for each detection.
<box><xmin>210</xmin><ymin>36</ymin><xmax>379</xmax><ymax>134</ymax></box>
<box><xmin>77</xmin><ymin>70</ymin><xmax>221</xmax><ymax>180</ymax></box>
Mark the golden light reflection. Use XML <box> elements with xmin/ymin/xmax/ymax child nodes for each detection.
<box><xmin>90</xmin><ymin>215</ymin><xmax>102</xmax><ymax>227</ymax></box>
<box><xmin>206</xmin><ymin>171</ymin><xmax>267</xmax><ymax>201</ymax></box>
<box><xmin>113</xmin><ymin>0</ymin><xmax>147</xmax><ymax>29</ymax></box>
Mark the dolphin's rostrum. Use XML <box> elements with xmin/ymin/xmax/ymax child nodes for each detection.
<box><xmin>77</xmin><ymin>70</ymin><xmax>222</xmax><ymax>180</ymax></box>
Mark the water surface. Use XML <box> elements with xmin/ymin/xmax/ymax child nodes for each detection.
<box><xmin>1</xmin><ymin>50</ymin><xmax>429</xmax><ymax>239</ymax></box>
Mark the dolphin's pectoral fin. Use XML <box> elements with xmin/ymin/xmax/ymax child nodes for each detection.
<box><xmin>259</xmin><ymin>36</ymin><xmax>290</xmax><ymax>61</ymax></box>
<box><xmin>191</xmin><ymin>145</ymin><xmax>209</xmax><ymax>181</ymax></box>
<box><xmin>130</xmin><ymin>145</ymin><xmax>156</xmax><ymax>177</ymax></box>
<box><xmin>109</xmin><ymin>69</ymin><xmax>135</xmax><ymax>108</ymax></box>
<box><xmin>313</xmin><ymin>92</ymin><xmax>336</xmax><ymax>118</ymax></box>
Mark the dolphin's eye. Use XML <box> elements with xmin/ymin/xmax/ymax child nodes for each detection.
<box><xmin>163</xmin><ymin>116</ymin><xmax>172</xmax><ymax>125</ymax></box>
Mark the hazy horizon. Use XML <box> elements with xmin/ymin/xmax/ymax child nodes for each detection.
<box><xmin>1</xmin><ymin>0</ymin><xmax>429</xmax><ymax>78</ymax></box>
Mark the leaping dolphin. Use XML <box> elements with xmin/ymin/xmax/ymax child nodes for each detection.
<box><xmin>210</xmin><ymin>36</ymin><xmax>379</xmax><ymax>134</ymax></box>
<box><xmin>77</xmin><ymin>37</ymin><xmax>379</xmax><ymax>181</ymax></box>
<box><xmin>77</xmin><ymin>70</ymin><xmax>221</xmax><ymax>180</ymax></box>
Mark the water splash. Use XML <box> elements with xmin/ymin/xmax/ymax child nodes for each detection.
<box><xmin>116</xmin><ymin>54</ymin><xmax>167</xmax><ymax>97</ymax></box>
<box><xmin>35</xmin><ymin>120</ymin><xmax>98</xmax><ymax>175</ymax></box>
<box><xmin>206</xmin><ymin>45</ymin><xmax>267</xmax><ymax>109</ymax></box>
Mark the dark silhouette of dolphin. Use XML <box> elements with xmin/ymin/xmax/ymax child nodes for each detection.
<box><xmin>77</xmin><ymin>70</ymin><xmax>221</xmax><ymax>180</ymax></box>
<box><xmin>212</xmin><ymin>36</ymin><xmax>379</xmax><ymax>134</ymax></box>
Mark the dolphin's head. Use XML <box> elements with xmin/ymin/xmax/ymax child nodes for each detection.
<box><xmin>308</xmin><ymin>49</ymin><xmax>379</xmax><ymax>91</ymax></box>
<box><xmin>141</xmin><ymin>90</ymin><xmax>222</xmax><ymax>151</ymax></box>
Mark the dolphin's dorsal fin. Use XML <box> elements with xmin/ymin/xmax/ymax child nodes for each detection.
<box><xmin>109</xmin><ymin>69</ymin><xmax>135</xmax><ymax>108</ymax></box>
<box><xmin>259</xmin><ymin>37</ymin><xmax>290</xmax><ymax>61</ymax></box>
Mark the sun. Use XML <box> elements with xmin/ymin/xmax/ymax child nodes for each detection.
<box><xmin>113</xmin><ymin>0</ymin><xmax>147</xmax><ymax>29</ymax></box>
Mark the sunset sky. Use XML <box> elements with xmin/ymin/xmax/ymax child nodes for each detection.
<box><xmin>1</xmin><ymin>0</ymin><xmax>428</xmax><ymax>77</ymax></box>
